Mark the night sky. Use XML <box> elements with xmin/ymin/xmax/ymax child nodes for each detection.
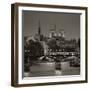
<box><xmin>22</xmin><ymin>10</ymin><xmax>80</xmax><ymax>40</ymax></box>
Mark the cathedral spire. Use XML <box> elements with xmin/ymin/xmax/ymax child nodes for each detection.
<box><xmin>38</xmin><ymin>20</ymin><xmax>41</xmax><ymax>35</ymax></box>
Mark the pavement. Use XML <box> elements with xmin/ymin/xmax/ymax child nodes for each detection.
<box><xmin>24</xmin><ymin>66</ymin><xmax>80</xmax><ymax>77</ymax></box>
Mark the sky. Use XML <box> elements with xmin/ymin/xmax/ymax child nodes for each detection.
<box><xmin>22</xmin><ymin>10</ymin><xmax>80</xmax><ymax>40</ymax></box>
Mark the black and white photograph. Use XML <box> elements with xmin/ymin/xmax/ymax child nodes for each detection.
<box><xmin>11</xmin><ymin>3</ymin><xmax>87</xmax><ymax>87</ymax></box>
<box><xmin>23</xmin><ymin>11</ymin><xmax>80</xmax><ymax>77</ymax></box>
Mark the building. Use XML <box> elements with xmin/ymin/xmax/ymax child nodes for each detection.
<box><xmin>25</xmin><ymin>23</ymin><xmax>79</xmax><ymax>59</ymax></box>
<box><xmin>49</xmin><ymin>25</ymin><xmax>57</xmax><ymax>38</ymax></box>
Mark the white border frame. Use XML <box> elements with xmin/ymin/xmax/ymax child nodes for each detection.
<box><xmin>18</xmin><ymin>6</ymin><xmax>86</xmax><ymax>84</ymax></box>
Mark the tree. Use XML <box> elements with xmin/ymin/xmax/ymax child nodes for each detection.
<box><xmin>78</xmin><ymin>38</ymin><xmax>80</xmax><ymax>48</ymax></box>
<box><xmin>47</xmin><ymin>38</ymin><xmax>57</xmax><ymax>50</ymax></box>
<box><xmin>28</xmin><ymin>40</ymin><xmax>44</xmax><ymax>61</ymax></box>
<box><xmin>24</xmin><ymin>37</ymin><xmax>30</xmax><ymax>72</ymax></box>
